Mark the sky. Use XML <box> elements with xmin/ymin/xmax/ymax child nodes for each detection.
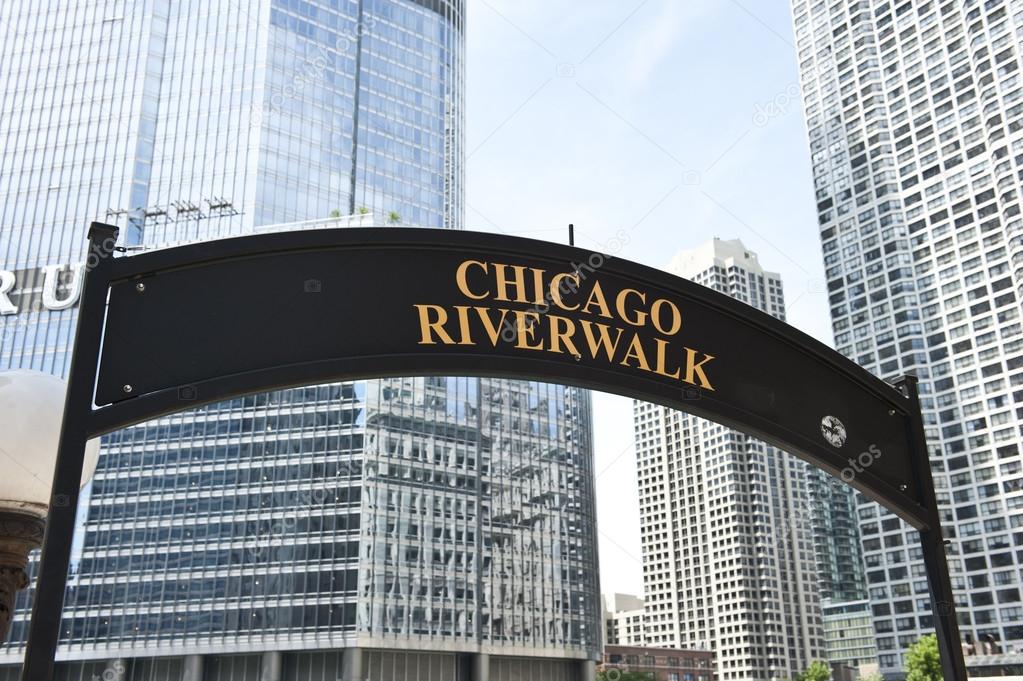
<box><xmin>464</xmin><ymin>0</ymin><xmax>832</xmax><ymax>597</ymax></box>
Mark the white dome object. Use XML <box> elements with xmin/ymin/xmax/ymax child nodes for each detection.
<box><xmin>0</xmin><ymin>370</ymin><xmax>100</xmax><ymax>511</ymax></box>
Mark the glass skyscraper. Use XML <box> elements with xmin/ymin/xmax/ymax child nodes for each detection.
<box><xmin>793</xmin><ymin>0</ymin><xmax>1023</xmax><ymax>673</ymax></box>
<box><xmin>0</xmin><ymin>1</ymin><xmax>601</xmax><ymax>679</ymax></box>
<box><xmin>806</xmin><ymin>467</ymin><xmax>868</xmax><ymax>605</ymax></box>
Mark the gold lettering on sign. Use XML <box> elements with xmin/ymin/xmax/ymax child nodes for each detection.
<box><xmin>651</xmin><ymin>298</ymin><xmax>682</xmax><ymax>336</ymax></box>
<box><xmin>453</xmin><ymin>306</ymin><xmax>475</xmax><ymax>346</ymax></box>
<box><xmin>455</xmin><ymin>260</ymin><xmax>489</xmax><ymax>300</ymax></box>
<box><xmin>414</xmin><ymin>304</ymin><xmax>455</xmax><ymax>345</ymax></box>
<box><xmin>579</xmin><ymin>320</ymin><xmax>623</xmax><ymax>361</ymax></box>
<box><xmin>475</xmin><ymin>306</ymin><xmax>509</xmax><ymax>345</ymax></box>
<box><xmin>513</xmin><ymin>310</ymin><xmax>543</xmax><ymax>350</ymax></box>
<box><xmin>411</xmin><ymin>259</ymin><xmax>718</xmax><ymax>392</ymax></box>
<box><xmin>493</xmin><ymin>264</ymin><xmax>529</xmax><ymax>303</ymax></box>
<box><xmin>581</xmin><ymin>280</ymin><xmax>612</xmax><ymax>318</ymax></box>
<box><xmin>550</xmin><ymin>272</ymin><xmax>580</xmax><ymax>311</ymax></box>
<box><xmin>620</xmin><ymin>335</ymin><xmax>651</xmax><ymax>371</ymax></box>
<box><xmin>549</xmin><ymin>315</ymin><xmax>580</xmax><ymax>356</ymax></box>
<box><xmin>616</xmin><ymin>288</ymin><xmax>647</xmax><ymax>327</ymax></box>
<box><xmin>653</xmin><ymin>338</ymin><xmax>681</xmax><ymax>379</ymax></box>
<box><xmin>684</xmin><ymin>348</ymin><xmax>715</xmax><ymax>390</ymax></box>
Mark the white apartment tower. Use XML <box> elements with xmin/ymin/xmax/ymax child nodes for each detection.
<box><xmin>603</xmin><ymin>594</ymin><xmax>648</xmax><ymax>647</ymax></box>
<box><xmin>792</xmin><ymin>0</ymin><xmax>1023</xmax><ymax>673</ymax></box>
<box><xmin>633</xmin><ymin>238</ymin><xmax>826</xmax><ymax>681</ymax></box>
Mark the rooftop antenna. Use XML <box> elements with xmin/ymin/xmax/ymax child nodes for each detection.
<box><xmin>568</xmin><ymin>223</ymin><xmax>574</xmax><ymax>247</ymax></box>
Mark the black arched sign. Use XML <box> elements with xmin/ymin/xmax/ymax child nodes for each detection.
<box><xmin>23</xmin><ymin>224</ymin><xmax>967</xmax><ymax>680</ymax></box>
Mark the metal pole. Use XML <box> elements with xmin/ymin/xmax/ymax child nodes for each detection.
<box><xmin>897</xmin><ymin>375</ymin><xmax>968</xmax><ymax>680</ymax></box>
<box><xmin>21</xmin><ymin>223</ymin><xmax>118</xmax><ymax>681</ymax></box>
<box><xmin>568</xmin><ymin>223</ymin><xmax>575</xmax><ymax>247</ymax></box>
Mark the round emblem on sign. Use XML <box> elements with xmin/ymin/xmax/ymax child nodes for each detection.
<box><xmin>820</xmin><ymin>415</ymin><xmax>847</xmax><ymax>448</ymax></box>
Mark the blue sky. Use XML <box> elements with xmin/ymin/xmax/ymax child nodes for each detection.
<box><xmin>464</xmin><ymin>0</ymin><xmax>829</xmax><ymax>596</ymax></box>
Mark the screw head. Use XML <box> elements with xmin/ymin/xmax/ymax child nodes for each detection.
<box><xmin>889</xmin><ymin>409</ymin><xmax>896</xmax><ymax>416</ymax></box>
<box><xmin>899</xmin><ymin>484</ymin><xmax>908</xmax><ymax>492</ymax></box>
<box><xmin>122</xmin><ymin>384</ymin><xmax>133</xmax><ymax>394</ymax></box>
<box><xmin>135</xmin><ymin>282</ymin><xmax>146</xmax><ymax>293</ymax></box>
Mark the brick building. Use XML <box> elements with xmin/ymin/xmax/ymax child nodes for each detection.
<box><xmin>601</xmin><ymin>645</ymin><xmax>714</xmax><ymax>681</ymax></box>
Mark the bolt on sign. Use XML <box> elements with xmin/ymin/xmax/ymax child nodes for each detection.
<box><xmin>20</xmin><ymin>225</ymin><xmax>967</xmax><ymax>681</ymax></box>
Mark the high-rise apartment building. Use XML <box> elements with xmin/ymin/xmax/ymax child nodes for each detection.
<box><xmin>0</xmin><ymin>1</ymin><xmax>601</xmax><ymax>679</ymax></box>
<box><xmin>792</xmin><ymin>0</ymin><xmax>1023</xmax><ymax>672</ymax></box>
<box><xmin>820</xmin><ymin>599</ymin><xmax>880</xmax><ymax>677</ymax></box>
<box><xmin>603</xmin><ymin>594</ymin><xmax>647</xmax><ymax>647</ymax></box>
<box><xmin>632</xmin><ymin>238</ymin><xmax>826</xmax><ymax>681</ymax></box>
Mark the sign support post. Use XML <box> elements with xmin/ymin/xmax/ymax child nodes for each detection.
<box><xmin>20</xmin><ymin>225</ymin><xmax>118</xmax><ymax>681</ymax></box>
<box><xmin>898</xmin><ymin>376</ymin><xmax>967</xmax><ymax>680</ymax></box>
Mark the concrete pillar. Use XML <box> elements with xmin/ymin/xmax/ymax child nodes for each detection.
<box><xmin>577</xmin><ymin>659</ymin><xmax>596</xmax><ymax>681</ymax></box>
<box><xmin>341</xmin><ymin>647</ymin><xmax>364</xmax><ymax>681</ymax></box>
<box><xmin>471</xmin><ymin>653</ymin><xmax>490</xmax><ymax>681</ymax></box>
<box><xmin>260</xmin><ymin>651</ymin><xmax>282</xmax><ymax>681</ymax></box>
<box><xmin>182</xmin><ymin>655</ymin><xmax>203</xmax><ymax>681</ymax></box>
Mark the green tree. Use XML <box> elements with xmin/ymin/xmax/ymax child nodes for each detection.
<box><xmin>357</xmin><ymin>206</ymin><xmax>370</xmax><ymax>215</ymax></box>
<box><xmin>905</xmin><ymin>634</ymin><xmax>943</xmax><ymax>681</ymax></box>
<box><xmin>794</xmin><ymin>660</ymin><xmax>831</xmax><ymax>681</ymax></box>
<box><xmin>387</xmin><ymin>210</ymin><xmax>401</xmax><ymax>224</ymax></box>
<box><xmin>329</xmin><ymin>209</ymin><xmax>342</xmax><ymax>218</ymax></box>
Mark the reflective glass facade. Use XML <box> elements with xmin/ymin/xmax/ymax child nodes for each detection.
<box><xmin>820</xmin><ymin>599</ymin><xmax>879</xmax><ymax>674</ymax></box>
<box><xmin>0</xmin><ymin>0</ymin><xmax>599</xmax><ymax>677</ymax></box>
